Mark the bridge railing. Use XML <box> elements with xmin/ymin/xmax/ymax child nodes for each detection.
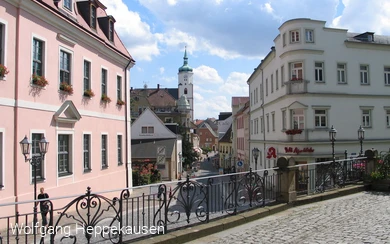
<box><xmin>0</xmin><ymin>168</ymin><xmax>281</xmax><ymax>244</ymax></box>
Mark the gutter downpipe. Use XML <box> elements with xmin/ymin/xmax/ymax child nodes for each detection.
<box><xmin>124</xmin><ymin>59</ymin><xmax>135</xmax><ymax>188</ymax></box>
<box><xmin>261</xmin><ymin>69</ymin><xmax>266</xmax><ymax>170</ymax></box>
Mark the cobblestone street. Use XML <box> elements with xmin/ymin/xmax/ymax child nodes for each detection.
<box><xmin>188</xmin><ymin>192</ymin><xmax>390</xmax><ymax>244</ymax></box>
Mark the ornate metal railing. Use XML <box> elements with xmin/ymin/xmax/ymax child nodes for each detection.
<box><xmin>294</xmin><ymin>156</ymin><xmax>367</xmax><ymax>195</ymax></box>
<box><xmin>0</xmin><ymin>169</ymin><xmax>280</xmax><ymax>243</ymax></box>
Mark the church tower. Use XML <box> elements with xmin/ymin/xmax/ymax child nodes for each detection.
<box><xmin>178</xmin><ymin>47</ymin><xmax>194</xmax><ymax>121</ymax></box>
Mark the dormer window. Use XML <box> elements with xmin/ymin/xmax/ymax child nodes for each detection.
<box><xmin>90</xmin><ymin>5</ymin><xmax>97</xmax><ymax>29</ymax></box>
<box><xmin>108</xmin><ymin>20</ymin><xmax>114</xmax><ymax>41</ymax></box>
<box><xmin>64</xmin><ymin>0</ymin><xmax>72</xmax><ymax>11</ymax></box>
<box><xmin>367</xmin><ymin>34</ymin><xmax>373</xmax><ymax>42</ymax></box>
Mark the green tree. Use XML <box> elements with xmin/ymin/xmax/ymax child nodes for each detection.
<box><xmin>179</xmin><ymin>125</ymin><xmax>199</xmax><ymax>169</ymax></box>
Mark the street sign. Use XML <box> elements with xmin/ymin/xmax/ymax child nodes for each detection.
<box><xmin>237</xmin><ymin>161</ymin><xmax>243</xmax><ymax>167</ymax></box>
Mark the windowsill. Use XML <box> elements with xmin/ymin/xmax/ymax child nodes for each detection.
<box><xmin>58</xmin><ymin>90</ymin><xmax>73</xmax><ymax>95</ymax></box>
<box><xmin>30</xmin><ymin>84</ymin><xmax>47</xmax><ymax>90</ymax></box>
<box><xmin>337</xmin><ymin>82</ymin><xmax>348</xmax><ymax>85</ymax></box>
<box><xmin>0</xmin><ymin>184</ymin><xmax>4</xmax><ymax>189</ymax></box>
<box><xmin>315</xmin><ymin>81</ymin><xmax>326</xmax><ymax>84</ymax></box>
<box><xmin>118</xmin><ymin>163</ymin><xmax>123</xmax><ymax>166</ymax></box>
<box><xmin>313</xmin><ymin>127</ymin><xmax>329</xmax><ymax>131</ymax></box>
<box><xmin>360</xmin><ymin>83</ymin><xmax>370</xmax><ymax>86</ymax></box>
<box><xmin>102</xmin><ymin>166</ymin><xmax>108</xmax><ymax>170</ymax></box>
<box><xmin>31</xmin><ymin>178</ymin><xmax>46</xmax><ymax>184</ymax></box>
<box><xmin>84</xmin><ymin>168</ymin><xmax>92</xmax><ymax>173</ymax></box>
<box><xmin>362</xmin><ymin>126</ymin><xmax>372</xmax><ymax>129</ymax></box>
<box><xmin>385</xmin><ymin>84</ymin><xmax>390</xmax><ymax>86</ymax></box>
<box><xmin>83</xmin><ymin>95</ymin><xmax>93</xmax><ymax>100</ymax></box>
<box><xmin>58</xmin><ymin>172</ymin><xmax>73</xmax><ymax>178</ymax></box>
<box><xmin>0</xmin><ymin>76</ymin><xmax>6</xmax><ymax>81</ymax></box>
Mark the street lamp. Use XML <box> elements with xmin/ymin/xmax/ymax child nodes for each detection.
<box><xmin>329</xmin><ymin>125</ymin><xmax>337</xmax><ymax>164</ymax></box>
<box><xmin>358</xmin><ymin>125</ymin><xmax>365</xmax><ymax>156</ymax></box>
<box><xmin>20</xmin><ymin>135</ymin><xmax>49</xmax><ymax>241</ymax></box>
<box><xmin>252</xmin><ymin>148</ymin><xmax>260</xmax><ymax>171</ymax></box>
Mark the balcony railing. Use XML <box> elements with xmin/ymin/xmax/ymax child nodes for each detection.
<box><xmin>285</xmin><ymin>129</ymin><xmax>308</xmax><ymax>141</ymax></box>
<box><xmin>285</xmin><ymin>79</ymin><xmax>309</xmax><ymax>94</ymax></box>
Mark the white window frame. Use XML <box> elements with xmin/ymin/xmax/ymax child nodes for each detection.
<box><xmin>83</xmin><ymin>133</ymin><xmax>92</xmax><ymax>173</ymax></box>
<box><xmin>290</xmin><ymin>30</ymin><xmax>300</xmax><ymax>43</ymax></box>
<box><xmin>141</xmin><ymin>126</ymin><xmax>154</xmax><ymax>134</ymax></box>
<box><xmin>314</xmin><ymin>109</ymin><xmax>327</xmax><ymax>128</ymax></box>
<box><xmin>265</xmin><ymin>78</ymin><xmax>268</xmax><ymax>96</ymax></box>
<box><xmin>337</xmin><ymin>63</ymin><xmax>347</xmax><ymax>84</ymax></box>
<box><xmin>0</xmin><ymin>129</ymin><xmax>3</xmax><ymax>189</ymax></box>
<box><xmin>117</xmin><ymin>134</ymin><xmax>123</xmax><ymax>166</ymax></box>
<box><xmin>386</xmin><ymin>109</ymin><xmax>390</xmax><ymax>127</ymax></box>
<box><xmin>101</xmin><ymin>67</ymin><xmax>108</xmax><ymax>96</ymax></box>
<box><xmin>281</xmin><ymin>109</ymin><xmax>287</xmax><ymax>130</ymax></box>
<box><xmin>361</xmin><ymin>108</ymin><xmax>372</xmax><ymax>128</ymax></box>
<box><xmin>0</xmin><ymin>20</ymin><xmax>7</xmax><ymax>67</ymax></box>
<box><xmin>59</xmin><ymin>47</ymin><xmax>73</xmax><ymax>87</ymax></box>
<box><xmin>30</xmin><ymin>131</ymin><xmax>46</xmax><ymax>182</ymax></box>
<box><xmin>275</xmin><ymin>70</ymin><xmax>279</xmax><ymax>90</ymax></box>
<box><xmin>384</xmin><ymin>67</ymin><xmax>390</xmax><ymax>86</ymax></box>
<box><xmin>291</xmin><ymin>109</ymin><xmax>305</xmax><ymax>129</ymax></box>
<box><xmin>290</xmin><ymin>62</ymin><xmax>303</xmax><ymax>80</ymax></box>
<box><xmin>31</xmin><ymin>35</ymin><xmax>47</xmax><ymax>80</ymax></box>
<box><xmin>83</xmin><ymin>59</ymin><xmax>91</xmax><ymax>92</ymax></box>
<box><xmin>101</xmin><ymin>133</ymin><xmax>108</xmax><ymax>169</ymax></box>
<box><xmin>259</xmin><ymin>117</ymin><xmax>263</xmax><ymax>133</ymax></box>
<box><xmin>57</xmin><ymin>132</ymin><xmax>74</xmax><ymax>178</ymax></box>
<box><xmin>117</xmin><ymin>75</ymin><xmax>122</xmax><ymax>101</ymax></box>
<box><xmin>305</xmin><ymin>29</ymin><xmax>314</xmax><ymax>43</ymax></box>
<box><xmin>281</xmin><ymin>65</ymin><xmax>285</xmax><ymax>86</ymax></box>
<box><xmin>271</xmin><ymin>112</ymin><xmax>275</xmax><ymax>131</ymax></box>
<box><xmin>282</xmin><ymin>33</ymin><xmax>286</xmax><ymax>46</ymax></box>
<box><xmin>63</xmin><ymin>0</ymin><xmax>72</xmax><ymax>10</ymax></box>
<box><xmin>360</xmin><ymin>64</ymin><xmax>369</xmax><ymax>85</ymax></box>
<box><xmin>266</xmin><ymin>114</ymin><xmax>269</xmax><ymax>133</ymax></box>
<box><xmin>314</xmin><ymin>62</ymin><xmax>324</xmax><ymax>82</ymax></box>
<box><xmin>271</xmin><ymin>74</ymin><xmax>274</xmax><ymax>93</ymax></box>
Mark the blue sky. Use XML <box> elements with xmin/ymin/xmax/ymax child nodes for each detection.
<box><xmin>101</xmin><ymin>0</ymin><xmax>390</xmax><ymax>119</ymax></box>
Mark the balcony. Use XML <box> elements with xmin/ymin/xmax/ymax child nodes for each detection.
<box><xmin>285</xmin><ymin>78</ymin><xmax>309</xmax><ymax>94</ymax></box>
<box><xmin>285</xmin><ymin>129</ymin><xmax>308</xmax><ymax>141</ymax></box>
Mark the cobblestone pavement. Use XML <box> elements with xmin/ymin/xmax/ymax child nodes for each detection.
<box><xmin>188</xmin><ymin>191</ymin><xmax>390</xmax><ymax>244</ymax></box>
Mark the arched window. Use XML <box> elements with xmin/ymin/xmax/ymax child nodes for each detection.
<box><xmin>184</xmin><ymin>88</ymin><xmax>188</xmax><ymax>94</ymax></box>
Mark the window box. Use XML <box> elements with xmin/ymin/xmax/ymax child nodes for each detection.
<box><xmin>101</xmin><ymin>93</ymin><xmax>111</xmax><ymax>103</ymax></box>
<box><xmin>285</xmin><ymin>129</ymin><xmax>303</xmax><ymax>135</ymax></box>
<box><xmin>116</xmin><ymin>99</ymin><xmax>125</xmax><ymax>106</ymax></box>
<box><xmin>83</xmin><ymin>89</ymin><xmax>95</xmax><ymax>98</ymax></box>
<box><xmin>32</xmin><ymin>74</ymin><xmax>49</xmax><ymax>87</ymax></box>
<box><xmin>0</xmin><ymin>64</ymin><xmax>9</xmax><ymax>77</ymax></box>
<box><xmin>60</xmin><ymin>82</ymin><xmax>73</xmax><ymax>94</ymax></box>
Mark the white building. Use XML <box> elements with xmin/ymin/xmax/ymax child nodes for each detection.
<box><xmin>248</xmin><ymin>18</ymin><xmax>390</xmax><ymax>170</ymax></box>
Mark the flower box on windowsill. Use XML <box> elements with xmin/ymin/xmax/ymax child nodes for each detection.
<box><xmin>101</xmin><ymin>94</ymin><xmax>111</xmax><ymax>103</ymax></box>
<box><xmin>116</xmin><ymin>99</ymin><xmax>125</xmax><ymax>106</ymax></box>
<box><xmin>32</xmin><ymin>74</ymin><xmax>49</xmax><ymax>88</ymax></box>
<box><xmin>83</xmin><ymin>89</ymin><xmax>95</xmax><ymax>98</ymax></box>
<box><xmin>59</xmin><ymin>82</ymin><xmax>73</xmax><ymax>95</ymax></box>
<box><xmin>285</xmin><ymin>129</ymin><xmax>303</xmax><ymax>135</ymax></box>
<box><xmin>0</xmin><ymin>64</ymin><xmax>9</xmax><ymax>79</ymax></box>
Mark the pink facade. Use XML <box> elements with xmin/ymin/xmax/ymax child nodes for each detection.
<box><xmin>0</xmin><ymin>0</ymin><xmax>134</xmax><ymax>215</ymax></box>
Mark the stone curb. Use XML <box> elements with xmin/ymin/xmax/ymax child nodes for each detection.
<box><xmin>129</xmin><ymin>185</ymin><xmax>367</xmax><ymax>244</ymax></box>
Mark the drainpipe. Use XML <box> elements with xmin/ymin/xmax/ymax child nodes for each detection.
<box><xmin>124</xmin><ymin>59</ymin><xmax>135</xmax><ymax>188</ymax></box>
<box><xmin>261</xmin><ymin>69</ymin><xmax>266</xmax><ymax>170</ymax></box>
<box><xmin>13</xmin><ymin>3</ymin><xmax>21</xmax><ymax>215</ymax></box>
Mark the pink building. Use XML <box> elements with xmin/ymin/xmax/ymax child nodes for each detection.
<box><xmin>0</xmin><ymin>0</ymin><xmax>134</xmax><ymax>215</ymax></box>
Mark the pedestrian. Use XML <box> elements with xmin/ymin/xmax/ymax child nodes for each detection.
<box><xmin>37</xmin><ymin>187</ymin><xmax>49</xmax><ymax>226</ymax></box>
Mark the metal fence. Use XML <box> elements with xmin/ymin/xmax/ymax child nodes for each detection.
<box><xmin>293</xmin><ymin>156</ymin><xmax>368</xmax><ymax>196</ymax></box>
<box><xmin>0</xmin><ymin>169</ymin><xmax>280</xmax><ymax>244</ymax></box>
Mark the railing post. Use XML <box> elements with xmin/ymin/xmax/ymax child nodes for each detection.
<box><xmin>276</xmin><ymin>157</ymin><xmax>296</xmax><ymax>203</ymax></box>
<box><xmin>263</xmin><ymin>170</ymin><xmax>268</xmax><ymax>207</ymax></box>
<box><xmin>365</xmin><ymin>149</ymin><xmax>377</xmax><ymax>177</ymax></box>
<box><xmin>249</xmin><ymin>168</ymin><xmax>253</xmax><ymax>207</ymax></box>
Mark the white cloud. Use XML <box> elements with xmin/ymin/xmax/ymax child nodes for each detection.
<box><xmin>261</xmin><ymin>2</ymin><xmax>273</xmax><ymax>14</ymax></box>
<box><xmin>167</xmin><ymin>0</ymin><xmax>177</xmax><ymax>6</ymax></box>
<box><xmin>195</xmin><ymin>96</ymin><xmax>231</xmax><ymax>119</ymax></box>
<box><xmin>193</xmin><ymin>65</ymin><xmax>224</xmax><ymax>85</ymax></box>
<box><xmin>219</xmin><ymin>72</ymin><xmax>250</xmax><ymax>95</ymax></box>
<box><xmin>159</xmin><ymin>67</ymin><xmax>165</xmax><ymax>74</ymax></box>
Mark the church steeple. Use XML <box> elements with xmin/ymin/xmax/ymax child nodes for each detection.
<box><xmin>178</xmin><ymin>46</ymin><xmax>193</xmax><ymax>72</ymax></box>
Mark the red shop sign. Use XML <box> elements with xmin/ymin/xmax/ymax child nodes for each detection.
<box><xmin>266</xmin><ymin>147</ymin><xmax>277</xmax><ymax>159</ymax></box>
<box><xmin>284</xmin><ymin>147</ymin><xmax>314</xmax><ymax>155</ymax></box>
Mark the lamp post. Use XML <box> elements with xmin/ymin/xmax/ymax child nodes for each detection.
<box><xmin>329</xmin><ymin>125</ymin><xmax>337</xmax><ymax>164</ymax></box>
<box><xmin>358</xmin><ymin>125</ymin><xmax>365</xmax><ymax>156</ymax></box>
<box><xmin>20</xmin><ymin>135</ymin><xmax>49</xmax><ymax>243</ymax></box>
<box><xmin>252</xmin><ymin>148</ymin><xmax>260</xmax><ymax>171</ymax></box>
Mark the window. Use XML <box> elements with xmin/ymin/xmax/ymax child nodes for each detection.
<box><xmin>305</xmin><ymin>29</ymin><xmax>314</xmax><ymax>42</ymax></box>
<box><xmin>387</xmin><ymin>110</ymin><xmax>390</xmax><ymax>127</ymax></box>
<box><xmin>255</xmin><ymin>87</ymin><xmax>258</xmax><ymax>103</ymax></box>
<box><xmin>165</xmin><ymin>117</ymin><xmax>173</xmax><ymax>123</ymax></box>
<box><xmin>275</xmin><ymin>70</ymin><xmax>279</xmax><ymax>90</ymax></box>
<box><xmin>101</xmin><ymin>135</ymin><xmax>108</xmax><ymax>169</ymax></box>
<box><xmin>31</xmin><ymin>133</ymin><xmax>44</xmax><ymax>181</ymax></box>
<box><xmin>83</xmin><ymin>60</ymin><xmax>91</xmax><ymax>91</ymax></box>
<box><xmin>101</xmin><ymin>68</ymin><xmax>107</xmax><ymax>95</ymax></box>
<box><xmin>265</xmin><ymin>78</ymin><xmax>268</xmax><ymax>96</ymax></box>
<box><xmin>60</xmin><ymin>50</ymin><xmax>71</xmax><ymax>84</ymax></box>
<box><xmin>32</xmin><ymin>38</ymin><xmax>44</xmax><ymax>77</ymax></box>
<box><xmin>58</xmin><ymin>135</ymin><xmax>71</xmax><ymax>176</ymax></box>
<box><xmin>117</xmin><ymin>135</ymin><xmax>122</xmax><ymax>165</ymax></box>
<box><xmin>117</xmin><ymin>76</ymin><xmax>122</xmax><ymax>101</ymax></box>
<box><xmin>266</xmin><ymin>114</ymin><xmax>269</xmax><ymax>132</ymax></box>
<box><xmin>109</xmin><ymin>20</ymin><xmax>114</xmax><ymax>41</ymax></box>
<box><xmin>292</xmin><ymin>109</ymin><xmax>304</xmax><ymax>129</ymax></box>
<box><xmin>362</xmin><ymin>110</ymin><xmax>371</xmax><ymax>127</ymax></box>
<box><xmin>384</xmin><ymin>67</ymin><xmax>390</xmax><ymax>85</ymax></box>
<box><xmin>184</xmin><ymin>88</ymin><xmax>188</xmax><ymax>94</ymax></box>
<box><xmin>0</xmin><ymin>131</ymin><xmax>3</xmax><ymax>188</ymax></box>
<box><xmin>281</xmin><ymin>65</ymin><xmax>285</xmax><ymax>86</ymax></box>
<box><xmin>64</xmin><ymin>0</ymin><xmax>72</xmax><ymax>10</ymax></box>
<box><xmin>271</xmin><ymin>74</ymin><xmax>274</xmax><ymax>93</ymax></box>
<box><xmin>272</xmin><ymin>113</ymin><xmax>275</xmax><ymax>131</ymax></box>
<box><xmin>291</xmin><ymin>62</ymin><xmax>303</xmax><ymax>80</ymax></box>
<box><xmin>259</xmin><ymin>117</ymin><xmax>263</xmax><ymax>133</ymax></box>
<box><xmin>282</xmin><ymin>110</ymin><xmax>286</xmax><ymax>130</ymax></box>
<box><xmin>90</xmin><ymin>5</ymin><xmax>96</xmax><ymax>29</ymax></box>
<box><xmin>290</xmin><ymin>30</ymin><xmax>300</xmax><ymax>43</ymax></box>
<box><xmin>282</xmin><ymin>33</ymin><xmax>286</xmax><ymax>46</ymax></box>
<box><xmin>337</xmin><ymin>63</ymin><xmax>346</xmax><ymax>83</ymax></box>
<box><xmin>314</xmin><ymin>62</ymin><xmax>324</xmax><ymax>82</ymax></box>
<box><xmin>141</xmin><ymin>126</ymin><xmax>154</xmax><ymax>134</ymax></box>
<box><xmin>0</xmin><ymin>23</ymin><xmax>4</xmax><ymax>65</ymax></box>
<box><xmin>314</xmin><ymin>110</ymin><xmax>327</xmax><ymax>128</ymax></box>
<box><xmin>83</xmin><ymin>134</ymin><xmax>91</xmax><ymax>172</ymax></box>
<box><xmin>360</xmin><ymin>65</ymin><xmax>369</xmax><ymax>84</ymax></box>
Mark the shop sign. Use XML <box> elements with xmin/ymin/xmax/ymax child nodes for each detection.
<box><xmin>266</xmin><ymin>147</ymin><xmax>277</xmax><ymax>159</ymax></box>
<box><xmin>284</xmin><ymin>147</ymin><xmax>314</xmax><ymax>154</ymax></box>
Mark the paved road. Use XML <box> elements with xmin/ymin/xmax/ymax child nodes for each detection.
<box><xmin>188</xmin><ymin>191</ymin><xmax>390</xmax><ymax>244</ymax></box>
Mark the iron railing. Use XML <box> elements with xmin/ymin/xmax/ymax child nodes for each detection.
<box><xmin>293</xmin><ymin>156</ymin><xmax>367</xmax><ymax>195</ymax></box>
<box><xmin>0</xmin><ymin>169</ymin><xmax>280</xmax><ymax>243</ymax></box>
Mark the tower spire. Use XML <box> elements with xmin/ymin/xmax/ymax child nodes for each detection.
<box><xmin>183</xmin><ymin>46</ymin><xmax>188</xmax><ymax>65</ymax></box>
